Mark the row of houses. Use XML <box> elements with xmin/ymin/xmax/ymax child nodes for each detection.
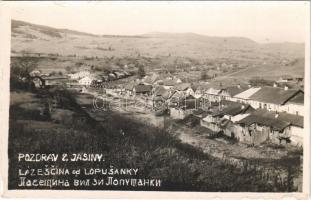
<box><xmin>68</xmin><ymin>70</ymin><xmax>131</xmax><ymax>86</ymax></box>
<box><xmin>167</xmin><ymin>96</ymin><xmax>303</xmax><ymax>147</ymax></box>
<box><xmin>120</xmin><ymin>74</ymin><xmax>304</xmax><ymax>147</ymax></box>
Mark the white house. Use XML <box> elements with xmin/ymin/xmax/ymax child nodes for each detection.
<box><xmin>78</xmin><ymin>76</ymin><xmax>95</xmax><ymax>86</ymax></box>
<box><xmin>68</xmin><ymin>71</ymin><xmax>90</xmax><ymax>80</ymax></box>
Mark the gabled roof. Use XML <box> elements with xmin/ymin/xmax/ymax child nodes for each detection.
<box><xmin>223</xmin><ymin>85</ymin><xmax>249</xmax><ymax>97</ymax></box>
<box><xmin>253</xmin><ymin>109</ymin><xmax>304</xmax><ymax>128</ymax></box>
<box><xmin>213</xmin><ymin>104</ymin><xmax>254</xmax><ymax>117</ymax></box>
<box><xmin>249</xmin><ymin>86</ymin><xmax>303</xmax><ymax>105</ymax></box>
<box><xmin>237</xmin><ymin>109</ymin><xmax>304</xmax><ymax>130</ymax></box>
<box><xmin>237</xmin><ymin>114</ymin><xmax>290</xmax><ymax>131</ymax></box>
<box><xmin>287</xmin><ymin>92</ymin><xmax>304</xmax><ymax>105</ymax></box>
<box><xmin>234</xmin><ymin>87</ymin><xmax>261</xmax><ymax>99</ymax></box>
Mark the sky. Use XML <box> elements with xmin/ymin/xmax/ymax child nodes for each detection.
<box><xmin>5</xmin><ymin>1</ymin><xmax>309</xmax><ymax>43</ymax></box>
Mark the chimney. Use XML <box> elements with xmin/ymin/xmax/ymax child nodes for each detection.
<box><xmin>273</xmin><ymin>82</ymin><xmax>278</xmax><ymax>88</ymax></box>
<box><xmin>284</xmin><ymin>85</ymin><xmax>288</xmax><ymax>90</ymax></box>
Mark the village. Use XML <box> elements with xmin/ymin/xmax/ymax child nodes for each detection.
<box><xmin>29</xmin><ymin>63</ymin><xmax>304</xmax><ymax>148</ymax></box>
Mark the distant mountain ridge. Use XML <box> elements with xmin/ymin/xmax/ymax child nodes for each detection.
<box><xmin>11</xmin><ymin>19</ymin><xmax>304</xmax><ymax>62</ymax></box>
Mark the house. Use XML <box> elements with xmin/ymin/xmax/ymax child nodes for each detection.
<box><xmin>248</xmin><ymin>86</ymin><xmax>304</xmax><ymax>114</ymax></box>
<box><xmin>200</xmin><ymin>100</ymin><xmax>254</xmax><ymax>136</ymax></box>
<box><xmin>68</xmin><ymin>71</ymin><xmax>90</xmax><ymax>80</ymax></box>
<box><xmin>232</xmin><ymin>87</ymin><xmax>261</xmax><ymax>104</ymax></box>
<box><xmin>78</xmin><ymin>76</ymin><xmax>94</xmax><ymax>86</ymax></box>
<box><xmin>133</xmin><ymin>84</ymin><xmax>153</xmax><ymax>95</ymax></box>
<box><xmin>250</xmin><ymin>109</ymin><xmax>304</xmax><ymax>146</ymax></box>
<box><xmin>235</xmin><ymin>109</ymin><xmax>303</xmax><ymax>146</ymax></box>
<box><xmin>203</xmin><ymin>86</ymin><xmax>223</xmax><ymax>102</ymax></box>
<box><xmin>277</xmin><ymin>75</ymin><xmax>294</xmax><ymax>83</ymax></box>
<box><xmin>200</xmin><ymin>113</ymin><xmax>222</xmax><ymax>133</ymax></box>
<box><xmin>78</xmin><ymin>75</ymin><xmax>102</xmax><ymax>86</ymax></box>
<box><xmin>174</xmin><ymin>83</ymin><xmax>194</xmax><ymax>97</ymax></box>
<box><xmin>281</xmin><ymin>91</ymin><xmax>304</xmax><ymax>116</ymax></box>
<box><xmin>219</xmin><ymin>84</ymin><xmax>249</xmax><ymax>101</ymax></box>
<box><xmin>236</xmin><ymin>113</ymin><xmax>290</xmax><ymax>145</ymax></box>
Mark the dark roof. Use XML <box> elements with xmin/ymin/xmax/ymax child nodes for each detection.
<box><xmin>237</xmin><ymin>114</ymin><xmax>290</xmax><ymax>131</ymax></box>
<box><xmin>249</xmin><ymin>86</ymin><xmax>303</xmax><ymax>105</ymax></box>
<box><xmin>134</xmin><ymin>84</ymin><xmax>153</xmax><ymax>93</ymax></box>
<box><xmin>192</xmin><ymin>109</ymin><xmax>211</xmax><ymax>118</ymax></box>
<box><xmin>237</xmin><ymin>109</ymin><xmax>304</xmax><ymax>130</ymax></box>
<box><xmin>287</xmin><ymin>92</ymin><xmax>304</xmax><ymax>104</ymax></box>
<box><xmin>213</xmin><ymin>104</ymin><xmax>254</xmax><ymax>117</ymax></box>
<box><xmin>254</xmin><ymin>109</ymin><xmax>304</xmax><ymax>128</ymax></box>
<box><xmin>223</xmin><ymin>85</ymin><xmax>249</xmax><ymax>96</ymax></box>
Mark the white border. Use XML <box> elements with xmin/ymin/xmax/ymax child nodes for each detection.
<box><xmin>0</xmin><ymin>1</ymin><xmax>310</xmax><ymax>199</ymax></box>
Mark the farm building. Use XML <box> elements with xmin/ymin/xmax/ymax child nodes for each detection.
<box><xmin>235</xmin><ymin>109</ymin><xmax>303</xmax><ymax>146</ymax></box>
<box><xmin>281</xmin><ymin>91</ymin><xmax>304</xmax><ymax>116</ymax></box>
<box><xmin>247</xmin><ymin>86</ymin><xmax>304</xmax><ymax>115</ymax></box>
<box><xmin>231</xmin><ymin>87</ymin><xmax>261</xmax><ymax>104</ymax></box>
<box><xmin>236</xmin><ymin>112</ymin><xmax>290</xmax><ymax>145</ymax></box>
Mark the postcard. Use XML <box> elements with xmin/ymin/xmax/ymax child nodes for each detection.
<box><xmin>0</xmin><ymin>1</ymin><xmax>310</xmax><ymax>199</ymax></box>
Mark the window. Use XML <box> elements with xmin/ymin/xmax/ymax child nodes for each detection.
<box><xmin>296</xmin><ymin>111</ymin><xmax>299</xmax><ymax>115</ymax></box>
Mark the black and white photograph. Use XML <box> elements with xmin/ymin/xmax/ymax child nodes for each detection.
<box><xmin>0</xmin><ymin>1</ymin><xmax>310</xmax><ymax>198</ymax></box>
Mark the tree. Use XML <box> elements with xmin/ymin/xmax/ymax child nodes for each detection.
<box><xmin>11</xmin><ymin>57</ymin><xmax>37</xmax><ymax>79</ymax></box>
<box><xmin>137</xmin><ymin>64</ymin><xmax>146</xmax><ymax>78</ymax></box>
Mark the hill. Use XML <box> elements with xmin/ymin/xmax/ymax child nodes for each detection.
<box><xmin>11</xmin><ymin>19</ymin><xmax>305</xmax><ymax>82</ymax></box>
<box><xmin>11</xmin><ymin>20</ymin><xmax>304</xmax><ymax>60</ymax></box>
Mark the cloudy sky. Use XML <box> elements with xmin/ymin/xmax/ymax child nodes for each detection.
<box><xmin>6</xmin><ymin>1</ymin><xmax>309</xmax><ymax>43</ymax></box>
